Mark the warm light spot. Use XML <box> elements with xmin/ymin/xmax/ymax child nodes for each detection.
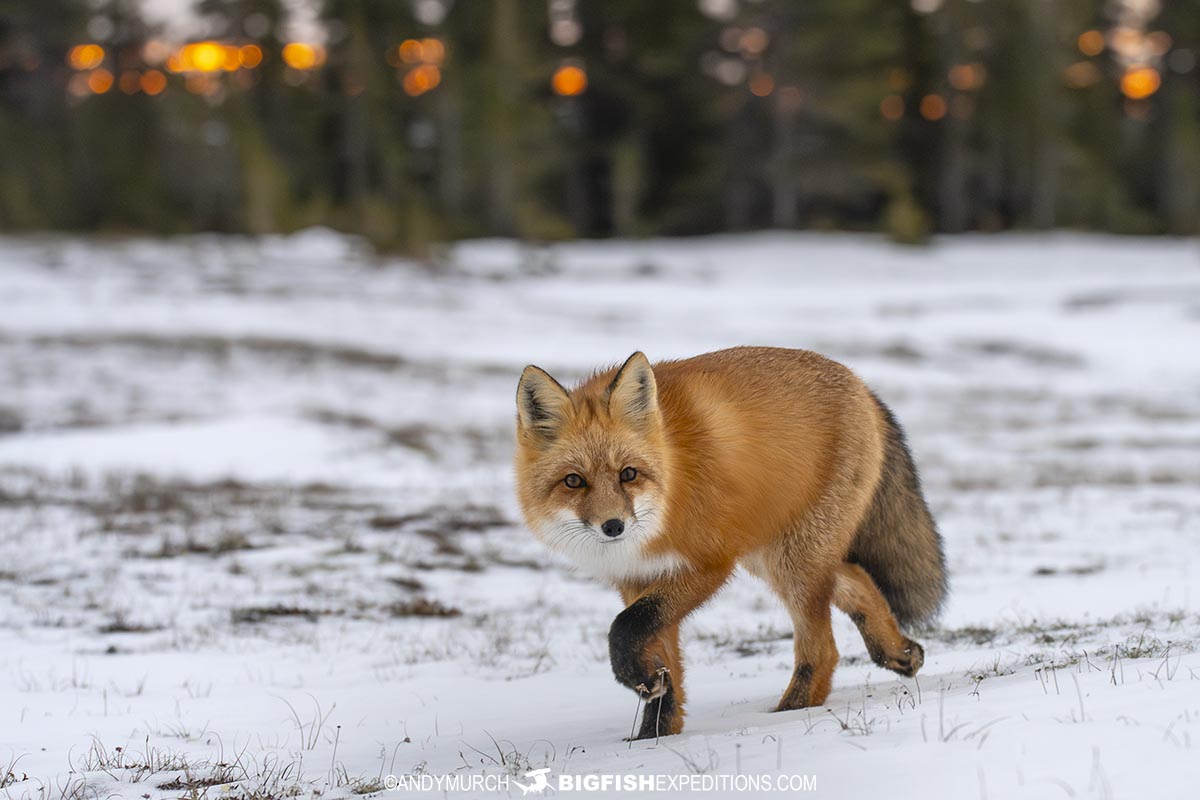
<box><xmin>398</xmin><ymin>39</ymin><xmax>424</xmax><ymax>64</ymax></box>
<box><xmin>239</xmin><ymin>44</ymin><xmax>263</xmax><ymax>68</ymax></box>
<box><xmin>919</xmin><ymin>93</ymin><xmax>947</xmax><ymax>120</ymax></box>
<box><xmin>1108</xmin><ymin>27</ymin><xmax>1142</xmax><ymax>59</ymax></box>
<box><xmin>282</xmin><ymin>42</ymin><xmax>322</xmax><ymax>70</ymax></box>
<box><xmin>68</xmin><ymin>44</ymin><xmax>105</xmax><ymax>70</ymax></box>
<box><xmin>748</xmin><ymin>71</ymin><xmax>774</xmax><ymax>97</ymax></box>
<box><xmin>421</xmin><ymin>38</ymin><xmax>445</xmax><ymax>64</ymax></box>
<box><xmin>948</xmin><ymin>64</ymin><xmax>969</xmax><ymax>90</ymax></box>
<box><xmin>403</xmin><ymin>64</ymin><xmax>441</xmax><ymax>96</ymax></box>
<box><xmin>886</xmin><ymin>67</ymin><xmax>911</xmax><ymax>92</ymax></box>
<box><xmin>186</xmin><ymin>41</ymin><xmax>227</xmax><ymax>72</ymax></box>
<box><xmin>1063</xmin><ymin>61</ymin><xmax>1100</xmax><ymax>89</ymax></box>
<box><xmin>143</xmin><ymin>40</ymin><xmax>170</xmax><ymax>65</ymax></box>
<box><xmin>185</xmin><ymin>73</ymin><xmax>219</xmax><ymax>95</ymax></box>
<box><xmin>166</xmin><ymin>53</ymin><xmax>184</xmax><ymax>73</ymax></box>
<box><xmin>67</xmin><ymin>72</ymin><xmax>91</xmax><ymax>97</ymax></box>
<box><xmin>119</xmin><ymin>70</ymin><xmax>141</xmax><ymax>94</ymax></box>
<box><xmin>1077</xmin><ymin>30</ymin><xmax>1104</xmax><ymax>57</ymax></box>
<box><xmin>1121</xmin><ymin>66</ymin><xmax>1161</xmax><ymax>99</ymax></box>
<box><xmin>739</xmin><ymin>27</ymin><xmax>768</xmax><ymax>56</ymax></box>
<box><xmin>141</xmin><ymin>69</ymin><xmax>167</xmax><ymax>95</ymax></box>
<box><xmin>1146</xmin><ymin>31</ymin><xmax>1172</xmax><ymax>57</ymax></box>
<box><xmin>719</xmin><ymin>27</ymin><xmax>742</xmax><ymax>53</ymax></box>
<box><xmin>880</xmin><ymin>94</ymin><xmax>904</xmax><ymax>121</ymax></box>
<box><xmin>948</xmin><ymin>62</ymin><xmax>985</xmax><ymax>91</ymax></box>
<box><xmin>222</xmin><ymin>45</ymin><xmax>241</xmax><ymax>71</ymax></box>
<box><xmin>87</xmin><ymin>68</ymin><xmax>114</xmax><ymax>94</ymax></box>
<box><xmin>551</xmin><ymin>64</ymin><xmax>587</xmax><ymax>96</ymax></box>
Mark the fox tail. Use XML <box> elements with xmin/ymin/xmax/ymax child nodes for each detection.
<box><xmin>848</xmin><ymin>394</ymin><xmax>948</xmax><ymax>629</ymax></box>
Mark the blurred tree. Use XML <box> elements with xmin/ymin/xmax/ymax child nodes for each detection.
<box><xmin>1</xmin><ymin>0</ymin><xmax>1197</xmax><ymax>246</ymax></box>
<box><xmin>195</xmin><ymin>0</ymin><xmax>295</xmax><ymax>234</ymax></box>
<box><xmin>765</xmin><ymin>0</ymin><xmax>921</xmax><ymax>234</ymax></box>
<box><xmin>0</xmin><ymin>0</ymin><xmax>90</xmax><ymax>228</ymax></box>
<box><xmin>568</xmin><ymin>0</ymin><xmax>723</xmax><ymax>236</ymax></box>
<box><xmin>1156</xmin><ymin>0</ymin><xmax>1200</xmax><ymax>234</ymax></box>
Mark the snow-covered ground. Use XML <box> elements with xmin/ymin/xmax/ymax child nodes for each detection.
<box><xmin>0</xmin><ymin>231</ymin><xmax>1198</xmax><ymax>799</ymax></box>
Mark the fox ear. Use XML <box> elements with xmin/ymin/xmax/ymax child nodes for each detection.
<box><xmin>605</xmin><ymin>352</ymin><xmax>659</xmax><ymax>428</ymax></box>
<box><xmin>516</xmin><ymin>365</ymin><xmax>573</xmax><ymax>443</ymax></box>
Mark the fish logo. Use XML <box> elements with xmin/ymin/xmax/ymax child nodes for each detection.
<box><xmin>512</xmin><ymin>767</ymin><xmax>552</xmax><ymax>795</ymax></box>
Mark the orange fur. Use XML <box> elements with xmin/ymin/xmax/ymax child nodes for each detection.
<box><xmin>514</xmin><ymin>347</ymin><xmax>945</xmax><ymax>739</ymax></box>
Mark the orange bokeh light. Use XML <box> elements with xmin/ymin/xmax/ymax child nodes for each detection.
<box><xmin>948</xmin><ymin>62</ymin><xmax>985</xmax><ymax>91</ymax></box>
<box><xmin>880</xmin><ymin>94</ymin><xmax>904</xmax><ymax>121</ymax></box>
<box><xmin>398</xmin><ymin>39</ymin><xmax>423</xmax><ymax>64</ymax></box>
<box><xmin>1063</xmin><ymin>61</ymin><xmax>1100</xmax><ymax>89</ymax></box>
<box><xmin>403</xmin><ymin>64</ymin><xmax>441</xmax><ymax>96</ymax></box>
<box><xmin>186</xmin><ymin>41</ymin><xmax>227</xmax><ymax>73</ymax></box>
<box><xmin>1077</xmin><ymin>30</ymin><xmax>1105</xmax><ymax>57</ymax></box>
<box><xmin>552</xmin><ymin>64</ymin><xmax>587</xmax><ymax>97</ymax></box>
<box><xmin>141</xmin><ymin>69</ymin><xmax>167</xmax><ymax>95</ymax></box>
<box><xmin>749</xmin><ymin>72</ymin><xmax>775</xmax><ymax>97</ymax></box>
<box><xmin>739</xmin><ymin>27</ymin><xmax>769</xmax><ymax>56</ymax></box>
<box><xmin>68</xmin><ymin>44</ymin><xmax>105</xmax><ymax>70</ymax></box>
<box><xmin>919</xmin><ymin>94</ymin><xmax>947</xmax><ymax>121</ymax></box>
<box><xmin>239</xmin><ymin>44</ymin><xmax>263</xmax><ymax>68</ymax></box>
<box><xmin>1121</xmin><ymin>66</ymin><xmax>1161</xmax><ymax>100</ymax></box>
<box><xmin>87</xmin><ymin>68</ymin><xmax>114</xmax><ymax>94</ymax></box>
<box><xmin>119</xmin><ymin>70</ymin><xmax>141</xmax><ymax>94</ymax></box>
<box><xmin>421</xmin><ymin>38</ymin><xmax>446</xmax><ymax>65</ymax></box>
<box><xmin>282</xmin><ymin>42</ymin><xmax>323</xmax><ymax>70</ymax></box>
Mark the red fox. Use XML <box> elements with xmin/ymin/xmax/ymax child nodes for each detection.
<box><xmin>514</xmin><ymin>347</ymin><xmax>946</xmax><ymax>740</ymax></box>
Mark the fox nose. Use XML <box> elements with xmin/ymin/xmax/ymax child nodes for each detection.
<box><xmin>600</xmin><ymin>518</ymin><xmax>625</xmax><ymax>538</ymax></box>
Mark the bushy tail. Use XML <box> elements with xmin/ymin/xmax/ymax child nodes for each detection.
<box><xmin>848</xmin><ymin>394</ymin><xmax>947</xmax><ymax>630</ymax></box>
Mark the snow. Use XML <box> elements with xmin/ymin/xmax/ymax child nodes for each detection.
<box><xmin>0</xmin><ymin>231</ymin><xmax>1198</xmax><ymax>799</ymax></box>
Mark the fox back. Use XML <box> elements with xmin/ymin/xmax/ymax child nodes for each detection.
<box><xmin>514</xmin><ymin>346</ymin><xmax>945</xmax><ymax>626</ymax></box>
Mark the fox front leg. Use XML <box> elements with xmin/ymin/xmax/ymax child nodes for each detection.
<box><xmin>609</xmin><ymin>567</ymin><xmax>732</xmax><ymax>739</ymax></box>
<box><xmin>609</xmin><ymin>598</ymin><xmax>678</xmax><ymax>740</ymax></box>
<box><xmin>609</xmin><ymin>596</ymin><xmax>666</xmax><ymax>694</ymax></box>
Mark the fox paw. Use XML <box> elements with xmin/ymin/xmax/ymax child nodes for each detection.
<box><xmin>633</xmin><ymin>666</ymin><xmax>670</xmax><ymax>700</ymax></box>
<box><xmin>633</xmin><ymin>666</ymin><xmax>672</xmax><ymax>695</ymax></box>
<box><xmin>883</xmin><ymin>639</ymin><xmax>924</xmax><ymax>678</ymax></box>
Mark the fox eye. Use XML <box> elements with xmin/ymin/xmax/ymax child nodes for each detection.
<box><xmin>619</xmin><ymin>467</ymin><xmax>638</xmax><ymax>483</ymax></box>
<box><xmin>564</xmin><ymin>473</ymin><xmax>586</xmax><ymax>489</ymax></box>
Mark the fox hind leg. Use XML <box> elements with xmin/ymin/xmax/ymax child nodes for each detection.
<box><xmin>833</xmin><ymin>562</ymin><xmax>924</xmax><ymax>677</ymax></box>
<box><xmin>769</xmin><ymin>575</ymin><xmax>839</xmax><ymax>712</ymax></box>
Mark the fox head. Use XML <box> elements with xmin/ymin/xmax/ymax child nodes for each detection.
<box><xmin>514</xmin><ymin>352</ymin><xmax>671</xmax><ymax>577</ymax></box>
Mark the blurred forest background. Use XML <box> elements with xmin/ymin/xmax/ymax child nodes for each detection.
<box><xmin>1</xmin><ymin>0</ymin><xmax>1198</xmax><ymax>250</ymax></box>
